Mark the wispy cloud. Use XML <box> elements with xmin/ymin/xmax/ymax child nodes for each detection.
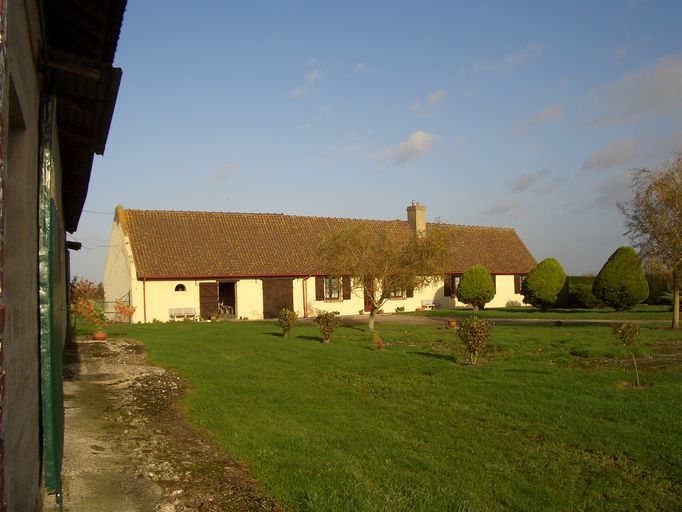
<box><xmin>356</xmin><ymin>62</ymin><xmax>366</xmax><ymax>72</ymax></box>
<box><xmin>301</xmin><ymin>104</ymin><xmax>330</xmax><ymax>129</ymax></box>
<box><xmin>586</xmin><ymin>53</ymin><xmax>682</xmax><ymax>126</ymax></box>
<box><xmin>484</xmin><ymin>197</ymin><xmax>525</xmax><ymax>218</ymax></box>
<box><xmin>504</xmin><ymin>42</ymin><xmax>545</xmax><ymax>67</ymax></box>
<box><xmin>593</xmin><ymin>171</ymin><xmax>633</xmax><ymax>210</ymax></box>
<box><xmin>208</xmin><ymin>163</ymin><xmax>238</xmax><ymax>183</ymax></box>
<box><xmin>510</xmin><ymin>169</ymin><xmax>551</xmax><ymax>192</ymax></box>
<box><xmin>290</xmin><ymin>68</ymin><xmax>322</xmax><ymax>99</ymax></box>
<box><xmin>613</xmin><ymin>43</ymin><xmax>632</xmax><ymax>61</ymax></box>
<box><xmin>410</xmin><ymin>89</ymin><xmax>447</xmax><ymax>116</ymax></box>
<box><xmin>515</xmin><ymin>104</ymin><xmax>564</xmax><ymax>134</ymax></box>
<box><xmin>581</xmin><ymin>138</ymin><xmax>639</xmax><ymax>171</ymax></box>
<box><xmin>459</xmin><ymin>42</ymin><xmax>544</xmax><ymax>77</ymax></box>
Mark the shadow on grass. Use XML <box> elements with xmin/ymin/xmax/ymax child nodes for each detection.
<box><xmin>412</xmin><ymin>351</ymin><xmax>458</xmax><ymax>364</ymax></box>
<box><xmin>295</xmin><ymin>335</ymin><xmax>324</xmax><ymax>343</ymax></box>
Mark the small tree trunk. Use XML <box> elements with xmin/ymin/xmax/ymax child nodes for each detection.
<box><xmin>628</xmin><ymin>349</ymin><xmax>641</xmax><ymax>388</ymax></box>
<box><xmin>368</xmin><ymin>308</ymin><xmax>376</xmax><ymax>332</ymax></box>
<box><xmin>673</xmin><ymin>287</ymin><xmax>680</xmax><ymax>330</ymax></box>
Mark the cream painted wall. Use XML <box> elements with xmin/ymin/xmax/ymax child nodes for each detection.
<box><xmin>488</xmin><ymin>275</ymin><xmax>525</xmax><ymax>307</ymax></box>
<box><xmin>137</xmin><ymin>280</ymin><xmax>201</xmax><ymax>322</ymax></box>
<box><xmin>235</xmin><ymin>279</ymin><xmax>264</xmax><ymax>320</ymax></box>
<box><xmin>122</xmin><ymin>273</ymin><xmax>527</xmax><ymax>323</ymax></box>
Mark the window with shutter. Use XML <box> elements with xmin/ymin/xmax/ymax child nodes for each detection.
<box><xmin>444</xmin><ymin>275</ymin><xmax>452</xmax><ymax>297</ymax></box>
<box><xmin>315</xmin><ymin>276</ymin><xmax>324</xmax><ymax>301</ymax></box>
<box><xmin>342</xmin><ymin>276</ymin><xmax>351</xmax><ymax>300</ymax></box>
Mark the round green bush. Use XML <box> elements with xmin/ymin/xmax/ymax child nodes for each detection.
<box><xmin>521</xmin><ymin>258</ymin><xmax>568</xmax><ymax>310</ymax></box>
<box><xmin>592</xmin><ymin>246</ymin><xmax>649</xmax><ymax>311</ymax></box>
<box><xmin>456</xmin><ymin>265</ymin><xmax>495</xmax><ymax>311</ymax></box>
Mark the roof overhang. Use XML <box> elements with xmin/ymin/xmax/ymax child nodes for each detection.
<box><xmin>43</xmin><ymin>0</ymin><xmax>127</xmax><ymax>232</ymax></box>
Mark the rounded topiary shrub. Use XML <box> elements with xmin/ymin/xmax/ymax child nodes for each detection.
<box><xmin>278</xmin><ymin>307</ymin><xmax>298</xmax><ymax>336</ymax></box>
<box><xmin>521</xmin><ymin>258</ymin><xmax>568</xmax><ymax>310</ymax></box>
<box><xmin>456</xmin><ymin>265</ymin><xmax>495</xmax><ymax>311</ymax></box>
<box><xmin>592</xmin><ymin>246</ymin><xmax>649</xmax><ymax>311</ymax></box>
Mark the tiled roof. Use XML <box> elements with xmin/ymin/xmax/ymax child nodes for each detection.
<box><xmin>117</xmin><ymin>207</ymin><xmax>536</xmax><ymax>279</ymax></box>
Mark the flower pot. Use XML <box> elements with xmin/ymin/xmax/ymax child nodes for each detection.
<box><xmin>93</xmin><ymin>331</ymin><xmax>107</xmax><ymax>341</ymax></box>
<box><xmin>447</xmin><ymin>319</ymin><xmax>458</xmax><ymax>329</ymax></box>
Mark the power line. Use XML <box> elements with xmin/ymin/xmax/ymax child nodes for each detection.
<box><xmin>83</xmin><ymin>209</ymin><xmax>113</xmax><ymax>215</ymax></box>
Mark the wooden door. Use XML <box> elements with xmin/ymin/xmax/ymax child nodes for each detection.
<box><xmin>262</xmin><ymin>279</ymin><xmax>294</xmax><ymax>319</ymax></box>
<box><xmin>199</xmin><ymin>282</ymin><xmax>219</xmax><ymax>319</ymax></box>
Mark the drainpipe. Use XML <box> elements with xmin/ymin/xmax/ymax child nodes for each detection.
<box><xmin>302</xmin><ymin>277</ymin><xmax>309</xmax><ymax>317</ymax></box>
<box><xmin>143</xmin><ymin>278</ymin><xmax>147</xmax><ymax>323</ymax></box>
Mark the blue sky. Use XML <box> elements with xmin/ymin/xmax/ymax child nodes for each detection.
<box><xmin>72</xmin><ymin>0</ymin><xmax>682</xmax><ymax>282</ymax></box>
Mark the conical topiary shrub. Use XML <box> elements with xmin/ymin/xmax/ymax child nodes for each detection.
<box><xmin>592</xmin><ymin>247</ymin><xmax>649</xmax><ymax>311</ymax></box>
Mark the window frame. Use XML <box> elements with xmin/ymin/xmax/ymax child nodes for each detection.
<box><xmin>324</xmin><ymin>276</ymin><xmax>341</xmax><ymax>301</ymax></box>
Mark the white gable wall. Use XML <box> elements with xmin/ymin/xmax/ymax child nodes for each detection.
<box><xmin>103</xmin><ymin>220</ymin><xmax>136</xmax><ymax>317</ymax></box>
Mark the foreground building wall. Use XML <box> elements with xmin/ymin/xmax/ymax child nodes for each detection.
<box><xmin>1</xmin><ymin>1</ymin><xmax>126</xmax><ymax>508</ymax></box>
<box><xmin>1</xmin><ymin>2</ymin><xmax>44</xmax><ymax>509</ymax></box>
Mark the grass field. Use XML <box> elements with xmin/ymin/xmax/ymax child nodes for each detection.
<box><xmin>100</xmin><ymin>319</ymin><xmax>682</xmax><ymax>511</ymax></box>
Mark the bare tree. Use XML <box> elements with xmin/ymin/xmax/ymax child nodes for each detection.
<box><xmin>317</xmin><ymin>223</ymin><xmax>452</xmax><ymax>331</ymax></box>
<box><xmin>619</xmin><ymin>154</ymin><xmax>682</xmax><ymax>329</ymax></box>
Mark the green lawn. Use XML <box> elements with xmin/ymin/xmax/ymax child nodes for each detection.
<box><xmin>102</xmin><ymin>320</ymin><xmax>682</xmax><ymax>512</ymax></box>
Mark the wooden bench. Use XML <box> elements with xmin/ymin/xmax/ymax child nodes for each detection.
<box><xmin>421</xmin><ymin>299</ymin><xmax>436</xmax><ymax>310</ymax></box>
<box><xmin>169</xmin><ymin>307</ymin><xmax>198</xmax><ymax>321</ymax></box>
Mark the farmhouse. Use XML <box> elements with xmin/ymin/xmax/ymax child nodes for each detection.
<box><xmin>104</xmin><ymin>203</ymin><xmax>536</xmax><ymax>323</ymax></box>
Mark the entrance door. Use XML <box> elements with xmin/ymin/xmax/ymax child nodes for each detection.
<box><xmin>199</xmin><ymin>282</ymin><xmax>219</xmax><ymax>319</ymax></box>
<box><xmin>262</xmin><ymin>279</ymin><xmax>294</xmax><ymax>319</ymax></box>
<box><xmin>363</xmin><ymin>279</ymin><xmax>374</xmax><ymax>312</ymax></box>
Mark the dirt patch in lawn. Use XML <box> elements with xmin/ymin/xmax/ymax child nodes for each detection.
<box><xmin>58</xmin><ymin>337</ymin><xmax>284</xmax><ymax>512</ymax></box>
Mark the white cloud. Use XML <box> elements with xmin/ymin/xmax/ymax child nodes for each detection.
<box><xmin>586</xmin><ymin>54</ymin><xmax>682</xmax><ymax>126</ymax></box>
<box><xmin>289</xmin><ymin>68</ymin><xmax>322</xmax><ymax>99</ymax></box>
<box><xmin>581</xmin><ymin>138</ymin><xmax>639</xmax><ymax>171</ymax></box>
<box><xmin>366</xmin><ymin>131</ymin><xmax>441</xmax><ymax>169</ymax></box>
<box><xmin>515</xmin><ymin>104</ymin><xmax>565</xmax><ymax>134</ymax></box>
<box><xmin>208</xmin><ymin>163</ymin><xmax>238</xmax><ymax>183</ymax></box>
<box><xmin>396</xmin><ymin>131</ymin><xmax>441</xmax><ymax>163</ymax></box>
<box><xmin>459</xmin><ymin>42</ymin><xmax>544</xmax><ymax>77</ymax></box>
<box><xmin>411</xmin><ymin>89</ymin><xmax>447</xmax><ymax>116</ymax></box>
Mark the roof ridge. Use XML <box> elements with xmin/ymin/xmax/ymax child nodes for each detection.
<box><xmin>119</xmin><ymin>206</ymin><xmax>516</xmax><ymax>231</ymax></box>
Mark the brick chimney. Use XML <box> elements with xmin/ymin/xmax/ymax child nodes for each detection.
<box><xmin>407</xmin><ymin>201</ymin><xmax>426</xmax><ymax>234</ymax></box>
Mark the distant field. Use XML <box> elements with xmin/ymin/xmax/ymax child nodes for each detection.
<box><xmin>402</xmin><ymin>304</ymin><xmax>674</xmax><ymax>321</ymax></box>
<box><xmin>102</xmin><ymin>319</ymin><xmax>682</xmax><ymax>511</ymax></box>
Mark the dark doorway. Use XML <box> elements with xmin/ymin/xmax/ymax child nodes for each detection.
<box><xmin>199</xmin><ymin>282</ymin><xmax>219</xmax><ymax>319</ymax></box>
<box><xmin>219</xmin><ymin>282</ymin><xmax>236</xmax><ymax>317</ymax></box>
<box><xmin>262</xmin><ymin>279</ymin><xmax>294</xmax><ymax>319</ymax></box>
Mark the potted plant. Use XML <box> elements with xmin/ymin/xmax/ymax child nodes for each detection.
<box><xmin>82</xmin><ymin>299</ymin><xmax>108</xmax><ymax>340</ymax></box>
